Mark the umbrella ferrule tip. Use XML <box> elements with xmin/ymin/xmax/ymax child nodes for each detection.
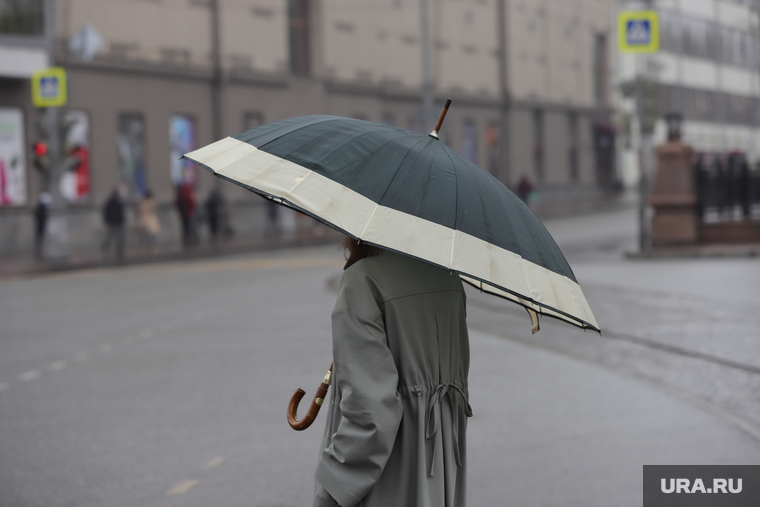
<box><xmin>428</xmin><ymin>131</ymin><xmax>440</xmax><ymax>140</ymax></box>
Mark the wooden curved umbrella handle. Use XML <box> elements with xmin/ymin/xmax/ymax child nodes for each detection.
<box><xmin>287</xmin><ymin>364</ymin><xmax>333</xmax><ymax>431</ymax></box>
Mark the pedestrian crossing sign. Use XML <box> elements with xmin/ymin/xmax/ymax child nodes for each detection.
<box><xmin>31</xmin><ymin>67</ymin><xmax>68</xmax><ymax>107</ymax></box>
<box><xmin>618</xmin><ymin>11</ymin><xmax>659</xmax><ymax>53</ymax></box>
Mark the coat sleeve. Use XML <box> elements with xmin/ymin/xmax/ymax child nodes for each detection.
<box><xmin>315</xmin><ymin>268</ymin><xmax>404</xmax><ymax>507</ymax></box>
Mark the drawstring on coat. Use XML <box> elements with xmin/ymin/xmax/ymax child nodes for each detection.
<box><xmin>425</xmin><ymin>383</ymin><xmax>473</xmax><ymax>477</ymax></box>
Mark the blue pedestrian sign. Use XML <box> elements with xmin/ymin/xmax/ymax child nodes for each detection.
<box><xmin>618</xmin><ymin>11</ymin><xmax>659</xmax><ymax>53</ymax></box>
<box><xmin>32</xmin><ymin>67</ymin><xmax>68</xmax><ymax>107</ymax></box>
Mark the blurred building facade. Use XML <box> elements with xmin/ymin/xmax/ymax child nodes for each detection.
<box><xmin>614</xmin><ymin>0</ymin><xmax>760</xmax><ymax>188</ymax></box>
<box><xmin>0</xmin><ymin>0</ymin><xmax>615</xmax><ymax>256</ymax></box>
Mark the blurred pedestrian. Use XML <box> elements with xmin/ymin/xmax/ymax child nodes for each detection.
<box><xmin>314</xmin><ymin>237</ymin><xmax>471</xmax><ymax>507</ymax></box>
<box><xmin>34</xmin><ymin>191</ymin><xmax>51</xmax><ymax>259</ymax></box>
<box><xmin>205</xmin><ymin>186</ymin><xmax>223</xmax><ymax>243</ymax></box>
<box><xmin>137</xmin><ymin>189</ymin><xmax>161</xmax><ymax>254</ymax></box>
<box><xmin>516</xmin><ymin>174</ymin><xmax>534</xmax><ymax>204</ymax></box>
<box><xmin>219</xmin><ymin>193</ymin><xmax>234</xmax><ymax>239</ymax></box>
<box><xmin>265</xmin><ymin>199</ymin><xmax>281</xmax><ymax>238</ymax></box>
<box><xmin>101</xmin><ymin>186</ymin><xmax>126</xmax><ymax>261</ymax></box>
<box><xmin>175</xmin><ymin>182</ymin><xmax>196</xmax><ymax>248</ymax></box>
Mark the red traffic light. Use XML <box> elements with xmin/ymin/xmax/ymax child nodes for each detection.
<box><xmin>33</xmin><ymin>141</ymin><xmax>48</xmax><ymax>156</ymax></box>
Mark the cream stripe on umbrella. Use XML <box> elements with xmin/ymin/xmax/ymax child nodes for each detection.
<box><xmin>184</xmin><ymin>115</ymin><xmax>599</xmax><ymax>333</ymax></box>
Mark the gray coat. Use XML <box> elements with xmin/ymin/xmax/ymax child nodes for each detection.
<box><xmin>314</xmin><ymin>251</ymin><xmax>471</xmax><ymax>507</ymax></box>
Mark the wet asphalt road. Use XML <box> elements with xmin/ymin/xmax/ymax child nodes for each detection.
<box><xmin>1</xmin><ymin>206</ymin><xmax>759</xmax><ymax>507</ymax></box>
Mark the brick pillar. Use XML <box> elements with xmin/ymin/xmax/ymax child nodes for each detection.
<box><xmin>649</xmin><ymin>140</ymin><xmax>697</xmax><ymax>246</ymax></box>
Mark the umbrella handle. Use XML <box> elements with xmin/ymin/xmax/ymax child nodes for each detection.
<box><xmin>287</xmin><ymin>363</ymin><xmax>333</xmax><ymax>431</ymax></box>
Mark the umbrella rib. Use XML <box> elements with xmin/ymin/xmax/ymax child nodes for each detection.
<box><xmin>359</xmin><ymin>203</ymin><xmax>380</xmax><ymax>239</ymax></box>
<box><xmin>449</xmin><ymin>230</ymin><xmax>456</xmax><ymax>270</ymax></box>
<box><xmin>375</xmin><ymin>136</ymin><xmax>430</xmax><ymax>205</ymax></box>
<box><xmin>441</xmin><ymin>146</ymin><xmax>460</xmax><ymax>270</ymax></box>
<box><xmin>286</xmin><ymin>172</ymin><xmax>310</xmax><ymax>196</ymax></box>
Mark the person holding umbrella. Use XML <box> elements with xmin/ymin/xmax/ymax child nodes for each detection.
<box><xmin>183</xmin><ymin>100</ymin><xmax>599</xmax><ymax>507</ymax></box>
<box><xmin>312</xmin><ymin>237</ymin><xmax>471</xmax><ymax>507</ymax></box>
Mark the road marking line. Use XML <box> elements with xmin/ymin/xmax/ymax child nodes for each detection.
<box><xmin>0</xmin><ymin>382</ymin><xmax>8</xmax><ymax>392</ymax></box>
<box><xmin>48</xmin><ymin>361</ymin><xmax>67</xmax><ymax>371</ymax></box>
<box><xmin>203</xmin><ymin>456</ymin><xmax>225</xmax><ymax>469</ymax></box>
<box><xmin>75</xmin><ymin>351</ymin><xmax>90</xmax><ymax>361</ymax></box>
<box><xmin>167</xmin><ymin>479</ymin><xmax>198</xmax><ymax>495</ymax></box>
<box><xmin>20</xmin><ymin>371</ymin><xmax>40</xmax><ymax>382</ymax></box>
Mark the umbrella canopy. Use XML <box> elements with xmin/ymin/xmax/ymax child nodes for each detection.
<box><xmin>183</xmin><ymin>115</ymin><xmax>599</xmax><ymax>333</ymax></box>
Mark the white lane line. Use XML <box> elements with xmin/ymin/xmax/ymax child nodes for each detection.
<box><xmin>99</xmin><ymin>343</ymin><xmax>114</xmax><ymax>352</ymax></box>
<box><xmin>20</xmin><ymin>371</ymin><xmax>40</xmax><ymax>382</ymax></box>
<box><xmin>203</xmin><ymin>456</ymin><xmax>225</xmax><ymax>469</ymax></box>
<box><xmin>0</xmin><ymin>382</ymin><xmax>8</xmax><ymax>392</ymax></box>
<box><xmin>48</xmin><ymin>361</ymin><xmax>67</xmax><ymax>372</ymax></box>
<box><xmin>140</xmin><ymin>329</ymin><xmax>154</xmax><ymax>339</ymax></box>
<box><xmin>166</xmin><ymin>479</ymin><xmax>199</xmax><ymax>495</ymax></box>
<box><xmin>74</xmin><ymin>351</ymin><xmax>90</xmax><ymax>361</ymax></box>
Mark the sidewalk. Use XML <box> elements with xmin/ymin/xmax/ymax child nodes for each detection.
<box><xmin>0</xmin><ymin>224</ymin><xmax>343</xmax><ymax>278</ymax></box>
<box><xmin>0</xmin><ymin>191</ymin><xmax>638</xmax><ymax>278</ymax></box>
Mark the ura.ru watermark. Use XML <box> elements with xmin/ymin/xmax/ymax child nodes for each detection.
<box><xmin>661</xmin><ymin>478</ymin><xmax>742</xmax><ymax>494</ymax></box>
<box><xmin>644</xmin><ymin>465</ymin><xmax>759</xmax><ymax>506</ymax></box>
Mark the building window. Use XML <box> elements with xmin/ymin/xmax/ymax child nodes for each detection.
<box><xmin>0</xmin><ymin>0</ymin><xmax>44</xmax><ymax>36</ymax></box>
<box><xmin>568</xmin><ymin>113</ymin><xmax>579</xmax><ymax>181</ymax></box>
<box><xmin>118</xmin><ymin>113</ymin><xmax>147</xmax><ymax>196</ymax></box>
<box><xmin>593</xmin><ymin>32</ymin><xmax>608</xmax><ymax>107</ymax></box>
<box><xmin>462</xmin><ymin>120</ymin><xmax>477</xmax><ymax>164</ymax></box>
<box><xmin>659</xmin><ymin>11</ymin><xmax>681</xmax><ymax>53</ymax></box>
<box><xmin>0</xmin><ymin>107</ymin><xmax>27</xmax><ymax>206</ymax></box>
<box><xmin>533</xmin><ymin>109</ymin><xmax>544</xmax><ymax>181</ymax></box>
<box><xmin>682</xmin><ymin>16</ymin><xmax>717</xmax><ymax>60</ymax></box>
<box><xmin>660</xmin><ymin>10</ymin><xmax>759</xmax><ymax>70</ymax></box>
<box><xmin>288</xmin><ymin>0</ymin><xmax>311</xmax><ymax>76</ymax></box>
<box><xmin>169</xmin><ymin>115</ymin><xmax>197</xmax><ymax>187</ymax></box>
<box><xmin>62</xmin><ymin>110</ymin><xmax>91</xmax><ymax>202</ymax></box>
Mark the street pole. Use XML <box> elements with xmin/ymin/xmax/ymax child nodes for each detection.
<box><xmin>210</xmin><ymin>0</ymin><xmax>224</xmax><ymax>142</ymax></box>
<box><xmin>639</xmin><ymin>118</ymin><xmax>653</xmax><ymax>252</ymax></box>
<box><xmin>42</xmin><ymin>0</ymin><xmax>71</xmax><ymax>261</ymax></box>
<box><xmin>635</xmin><ymin>56</ymin><xmax>647</xmax><ymax>253</ymax></box>
<box><xmin>633</xmin><ymin>0</ymin><xmax>654</xmax><ymax>253</ymax></box>
<box><xmin>419</xmin><ymin>0</ymin><xmax>434</xmax><ymax>131</ymax></box>
<box><xmin>497</xmin><ymin>0</ymin><xmax>511</xmax><ymax>184</ymax></box>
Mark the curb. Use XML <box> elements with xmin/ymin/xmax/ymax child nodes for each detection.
<box><xmin>626</xmin><ymin>243</ymin><xmax>760</xmax><ymax>259</ymax></box>
<box><xmin>0</xmin><ymin>232</ymin><xmax>343</xmax><ymax>279</ymax></box>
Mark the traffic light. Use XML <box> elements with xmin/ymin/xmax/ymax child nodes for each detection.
<box><xmin>32</xmin><ymin>140</ymin><xmax>49</xmax><ymax>176</ymax></box>
<box><xmin>33</xmin><ymin>140</ymin><xmax>47</xmax><ymax>156</ymax></box>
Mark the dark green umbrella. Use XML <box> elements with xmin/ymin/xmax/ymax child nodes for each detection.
<box><xmin>183</xmin><ymin>107</ymin><xmax>599</xmax><ymax>334</ymax></box>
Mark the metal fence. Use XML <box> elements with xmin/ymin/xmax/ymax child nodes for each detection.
<box><xmin>694</xmin><ymin>153</ymin><xmax>760</xmax><ymax>223</ymax></box>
